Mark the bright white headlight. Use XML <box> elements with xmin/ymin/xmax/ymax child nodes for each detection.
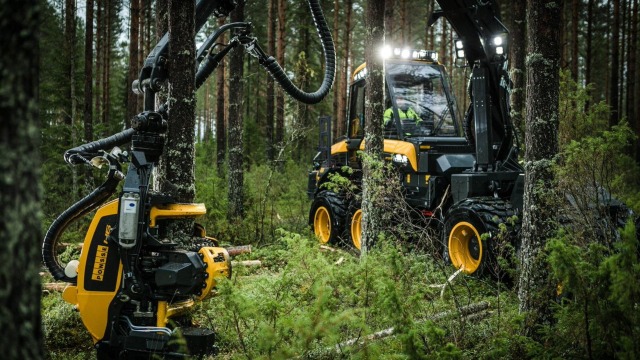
<box><xmin>455</xmin><ymin>40</ymin><xmax>464</xmax><ymax>49</ymax></box>
<box><xmin>392</xmin><ymin>154</ymin><xmax>408</xmax><ymax>165</ymax></box>
<box><xmin>493</xmin><ymin>36</ymin><xmax>503</xmax><ymax>46</ymax></box>
<box><xmin>380</xmin><ymin>45</ymin><xmax>392</xmax><ymax>59</ymax></box>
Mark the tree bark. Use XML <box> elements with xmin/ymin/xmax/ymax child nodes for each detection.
<box><xmin>384</xmin><ymin>0</ymin><xmax>395</xmax><ymax>44</ymax></box>
<box><xmin>361</xmin><ymin>0</ymin><xmax>385</xmax><ymax>254</ymax></box>
<box><xmin>155</xmin><ymin>0</ymin><xmax>196</xmax><ymax>203</ymax></box>
<box><xmin>64</xmin><ymin>0</ymin><xmax>76</xmax><ymax>130</ymax></box>
<box><xmin>626</xmin><ymin>0</ymin><xmax>637</xmax><ymax>147</ymax></box>
<box><xmin>275</xmin><ymin>0</ymin><xmax>286</xmax><ymax>147</ymax></box>
<box><xmin>83</xmin><ymin>0</ymin><xmax>94</xmax><ymax>190</ymax></box>
<box><xmin>332</xmin><ymin>0</ymin><xmax>340</xmax><ymax>140</ymax></box>
<box><xmin>127</xmin><ymin>0</ymin><xmax>140</xmax><ymax>123</ymax></box>
<box><xmin>336</xmin><ymin>0</ymin><xmax>353</xmax><ymax>138</ymax></box>
<box><xmin>571</xmin><ymin>0</ymin><xmax>579</xmax><ymax>81</ymax></box>
<box><xmin>509</xmin><ymin>0</ymin><xmax>526</xmax><ymax>142</ymax></box>
<box><xmin>84</xmin><ymin>0</ymin><xmax>93</xmax><ymax>144</ymax></box>
<box><xmin>611</xmin><ymin>0</ymin><xmax>621</xmax><ymax>127</ymax></box>
<box><xmin>228</xmin><ymin>1</ymin><xmax>245</xmax><ymax>220</ymax></box>
<box><xmin>585</xmin><ymin>0</ymin><xmax>594</xmax><ymax>111</ymax></box>
<box><xmin>633</xmin><ymin>0</ymin><xmax>640</xmax><ymax>163</ymax></box>
<box><xmin>156</xmin><ymin>0</ymin><xmax>168</xmax><ymax>40</ymax></box>
<box><xmin>518</xmin><ymin>0</ymin><xmax>562</xmax><ymax>339</ymax></box>
<box><xmin>0</xmin><ymin>1</ymin><xmax>44</xmax><ymax>357</ymax></box>
<box><xmin>216</xmin><ymin>16</ymin><xmax>227</xmax><ymax>175</ymax></box>
<box><xmin>95</xmin><ymin>0</ymin><xmax>103</xmax><ymax>130</ymax></box>
<box><xmin>102</xmin><ymin>0</ymin><xmax>111</xmax><ymax>126</ymax></box>
<box><xmin>266</xmin><ymin>0</ymin><xmax>276</xmax><ymax>161</ymax></box>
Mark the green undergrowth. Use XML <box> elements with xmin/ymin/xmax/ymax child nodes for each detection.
<box><xmin>43</xmin><ymin>230</ymin><xmax>523</xmax><ymax>359</ymax></box>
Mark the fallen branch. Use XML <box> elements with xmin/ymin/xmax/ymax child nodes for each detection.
<box><xmin>319</xmin><ymin>245</ymin><xmax>337</xmax><ymax>252</ymax></box>
<box><xmin>226</xmin><ymin>245</ymin><xmax>252</xmax><ymax>257</ymax></box>
<box><xmin>302</xmin><ymin>301</ymin><xmax>491</xmax><ymax>359</ymax></box>
<box><xmin>231</xmin><ymin>260</ymin><xmax>262</xmax><ymax>267</ymax></box>
<box><xmin>428</xmin><ymin>268</ymin><xmax>464</xmax><ymax>299</ymax></box>
<box><xmin>42</xmin><ymin>283</ymin><xmax>67</xmax><ymax>293</ymax></box>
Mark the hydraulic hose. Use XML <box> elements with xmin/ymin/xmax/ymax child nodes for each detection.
<box><xmin>260</xmin><ymin>0</ymin><xmax>335</xmax><ymax>104</ymax></box>
<box><xmin>42</xmin><ymin>170</ymin><xmax>121</xmax><ymax>283</ymax></box>
<box><xmin>64</xmin><ymin>128</ymin><xmax>135</xmax><ymax>165</ymax></box>
<box><xmin>46</xmin><ymin>131</ymin><xmax>130</xmax><ymax>283</ymax></box>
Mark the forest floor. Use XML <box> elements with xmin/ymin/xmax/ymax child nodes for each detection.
<box><xmin>41</xmin><ymin>232</ymin><xmax>524</xmax><ymax>360</ymax></box>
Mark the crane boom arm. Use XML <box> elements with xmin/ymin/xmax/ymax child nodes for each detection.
<box><xmin>433</xmin><ymin>0</ymin><xmax>514</xmax><ymax>170</ymax></box>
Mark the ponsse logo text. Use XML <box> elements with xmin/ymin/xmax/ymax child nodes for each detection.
<box><xmin>91</xmin><ymin>225</ymin><xmax>112</xmax><ymax>281</ymax></box>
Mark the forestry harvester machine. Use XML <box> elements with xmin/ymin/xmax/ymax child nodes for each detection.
<box><xmin>309</xmin><ymin>0</ymin><xmax>523</xmax><ymax>273</ymax></box>
<box><xmin>308</xmin><ymin>0</ymin><xmax>634</xmax><ymax>275</ymax></box>
<box><xmin>42</xmin><ymin>0</ymin><xmax>335</xmax><ymax>358</ymax></box>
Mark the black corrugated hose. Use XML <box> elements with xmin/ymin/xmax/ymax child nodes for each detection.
<box><xmin>43</xmin><ymin>130</ymin><xmax>131</xmax><ymax>283</ymax></box>
<box><xmin>260</xmin><ymin>0</ymin><xmax>335</xmax><ymax>104</ymax></box>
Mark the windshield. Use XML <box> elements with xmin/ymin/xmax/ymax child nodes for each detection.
<box><xmin>385</xmin><ymin>62</ymin><xmax>461</xmax><ymax>137</ymax></box>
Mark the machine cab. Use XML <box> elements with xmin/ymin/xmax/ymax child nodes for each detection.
<box><xmin>347</xmin><ymin>51</ymin><xmax>463</xmax><ymax>141</ymax></box>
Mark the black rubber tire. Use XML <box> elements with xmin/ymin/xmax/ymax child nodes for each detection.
<box><xmin>309</xmin><ymin>190</ymin><xmax>347</xmax><ymax>245</ymax></box>
<box><xmin>442</xmin><ymin>197</ymin><xmax>517</xmax><ymax>276</ymax></box>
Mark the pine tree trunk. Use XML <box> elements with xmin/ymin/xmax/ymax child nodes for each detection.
<box><xmin>102</xmin><ymin>0</ymin><xmax>111</xmax><ymax>126</ymax></box>
<box><xmin>139</xmin><ymin>0</ymin><xmax>147</xmax><ymax>113</ymax></box>
<box><xmin>156</xmin><ymin>0</ymin><xmax>168</xmax><ymax>40</ymax></box>
<box><xmin>155</xmin><ymin>0</ymin><xmax>196</xmax><ymax>203</ymax></box>
<box><xmin>509</xmin><ymin>0</ymin><xmax>526</xmax><ymax>141</ymax></box>
<box><xmin>439</xmin><ymin>15</ymin><xmax>448</xmax><ymax>67</ymax></box>
<box><xmin>155</xmin><ymin>0</ymin><xmax>168</xmax><ymax>113</ymax></box>
<box><xmin>633</xmin><ymin>0</ymin><xmax>640</xmax><ymax>162</ymax></box>
<box><xmin>626</xmin><ymin>0</ymin><xmax>636</xmax><ymax>136</ymax></box>
<box><xmin>384</xmin><ymin>0</ymin><xmax>394</xmax><ymax>43</ymax></box>
<box><xmin>361</xmin><ymin>0</ymin><xmax>385</xmax><ymax>254</ymax></box>
<box><xmin>266</xmin><ymin>0</ymin><xmax>275</xmax><ymax>161</ymax></box>
<box><xmin>84</xmin><ymin>0</ymin><xmax>93</xmax><ymax>143</ymax></box>
<box><xmin>571</xmin><ymin>0</ymin><xmax>579</xmax><ymax>81</ymax></box>
<box><xmin>275</xmin><ymin>0</ymin><xmax>286</xmax><ymax>147</ymax></box>
<box><xmin>611</xmin><ymin>0</ymin><xmax>621</xmax><ymax>126</ymax></box>
<box><xmin>336</xmin><ymin>0</ymin><xmax>352</xmax><ymax>138</ymax></box>
<box><xmin>228</xmin><ymin>1</ymin><xmax>245</xmax><ymax>220</ymax></box>
<box><xmin>84</xmin><ymin>0</ymin><xmax>94</xmax><ymax>189</ymax></box>
<box><xmin>400</xmin><ymin>0</ymin><xmax>407</xmax><ymax>45</ymax></box>
<box><xmin>518</xmin><ymin>0</ymin><xmax>562</xmax><ymax>339</ymax></box>
<box><xmin>620</xmin><ymin>0</ymin><xmax>628</xmax><ymax>117</ymax></box>
<box><xmin>332</xmin><ymin>0</ymin><xmax>340</xmax><ymax>140</ymax></box>
<box><xmin>64</xmin><ymin>0</ymin><xmax>76</xmax><ymax>130</ymax></box>
<box><xmin>0</xmin><ymin>1</ymin><xmax>44</xmax><ymax>357</ymax></box>
<box><xmin>204</xmin><ymin>77</ymin><xmax>211</xmax><ymax>143</ymax></box>
<box><xmin>95</xmin><ymin>0</ymin><xmax>103</xmax><ymax>131</ymax></box>
<box><xmin>585</xmin><ymin>0</ymin><xmax>594</xmax><ymax>111</ymax></box>
<box><xmin>127</xmin><ymin>0</ymin><xmax>140</xmax><ymax>123</ymax></box>
<box><xmin>216</xmin><ymin>16</ymin><xmax>227</xmax><ymax>174</ymax></box>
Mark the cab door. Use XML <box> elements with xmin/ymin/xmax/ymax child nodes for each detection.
<box><xmin>346</xmin><ymin>80</ymin><xmax>365</xmax><ymax>166</ymax></box>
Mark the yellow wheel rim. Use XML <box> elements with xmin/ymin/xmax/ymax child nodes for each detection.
<box><xmin>313</xmin><ymin>206</ymin><xmax>332</xmax><ymax>244</ymax></box>
<box><xmin>350</xmin><ymin>209</ymin><xmax>362</xmax><ymax>250</ymax></box>
<box><xmin>448</xmin><ymin>221</ymin><xmax>482</xmax><ymax>274</ymax></box>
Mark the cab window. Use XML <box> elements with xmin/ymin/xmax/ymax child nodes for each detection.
<box><xmin>348</xmin><ymin>81</ymin><xmax>365</xmax><ymax>139</ymax></box>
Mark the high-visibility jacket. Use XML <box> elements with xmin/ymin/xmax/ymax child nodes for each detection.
<box><xmin>383</xmin><ymin>107</ymin><xmax>420</xmax><ymax>126</ymax></box>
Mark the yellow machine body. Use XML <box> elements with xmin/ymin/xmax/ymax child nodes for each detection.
<box><xmin>62</xmin><ymin>199</ymin><xmax>230</xmax><ymax>344</ymax></box>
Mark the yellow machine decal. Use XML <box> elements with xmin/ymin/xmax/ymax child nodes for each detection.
<box><xmin>73</xmin><ymin>199</ymin><xmax>122</xmax><ymax>343</ymax></box>
<box><xmin>91</xmin><ymin>225</ymin><xmax>111</xmax><ymax>281</ymax></box>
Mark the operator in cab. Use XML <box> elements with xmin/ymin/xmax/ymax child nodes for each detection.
<box><xmin>383</xmin><ymin>94</ymin><xmax>420</xmax><ymax>127</ymax></box>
